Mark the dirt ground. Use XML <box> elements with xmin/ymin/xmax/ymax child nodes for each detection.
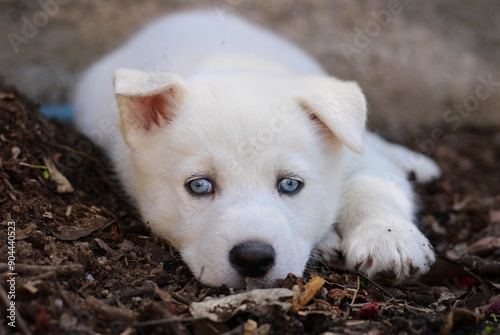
<box><xmin>0</xmin><ymin>80</ymin><xmax>499</xmax><ymax>335</ymax></box>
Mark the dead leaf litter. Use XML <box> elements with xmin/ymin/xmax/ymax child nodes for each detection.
<box><xmin>0</xmin><ymin>80</ymin><xmax>499</xmax><ymax>334</ymax></box>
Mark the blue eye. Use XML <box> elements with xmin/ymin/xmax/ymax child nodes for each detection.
<box><xmin>187</xmin><ymin>178</ymin><xmax>213</xmax><ymax>195</ymax></box>
<box><xmin>277</xmin><ymin>178</ymin><xmax>302</xmax><ymax>194</ymax></box>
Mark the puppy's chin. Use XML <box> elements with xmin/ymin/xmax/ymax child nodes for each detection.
<box><xmin>244</xmin><ymin>277</ymin><xmax>278</xmax><ymax>290</ymax></box>
<box><xmin>196</xmin><ymin>273</ymin><xmax>274</xmax><ymax>290</ymax></box>
<box><xmin>206</xmin><ymin>276</ymin><xmax>279</xmax><ymax>290</ymax></box>
<box><xmin>191</xmin><ymin>265</ymin><xmax>287</xmax><ymax>289</ymax></box>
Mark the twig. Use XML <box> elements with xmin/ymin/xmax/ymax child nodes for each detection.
<box><xmin>119</xmin><ymin>327</ymin><xmax>135</xmax><ymax>335</ymax></box>
<box><xmin>43</xmin><ymin>157</ymin><xmax>73</xmax><ymax>193</ymax></box>
<box><xmin>0</xmin><ymin>263</ymin><xmax>84</xmax><ymax>276</ymax></box>
<box><xmin>172</xmin><ymin>293</ymin><xmax>192</xmax><ymax>306</ymax></box>
<box><xmin>0</xmin><ymin>174</ymin><xmax>17</xmax><ymax>201</ymax></box>
<box><xmin>19</xmin><ymin>162</ymin><xmax>47</xmax><ymax>169</ymax></box>
<box><xmin>458</xmin><ymin>254</ymin><xmax>500</xmax><ymax>274</ymax></box>
<box><xmin>27</xmin><ymin>271</ymin><xmax>57</xmax><ymax>281</ymax></box>
<box><xmin>86</xmin><ymin>297</ymin><xmax>138</xmax><ymax>323</ymax></box>
<box><xmin>130</xmin><ymin>316</ymin><xmax>204</xmax><ymax>327</ymax></box>
<box><xmin>144</xmin><ymin>280</ymin><xmax>180</xmax><ymax>304</ymax></box>
<box><xmin>63</xmin><ymin>325</ymin><xmax>100</xmax><ymax>335</ymax></box>
<box><xmin>357</xmin><ymin>271</ymin><xmax>394</xmax><ymax>298</ymax></box>
<box><xmin>351</xmin><ymin>275</ymin><xmax>360</xmax><ymax>305</ymax></box>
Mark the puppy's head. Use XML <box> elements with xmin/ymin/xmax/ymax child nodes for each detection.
<box><xmin>114</xmin><ymin>69</ymin><xmax>366</xmax><ymax>287</ymax></box>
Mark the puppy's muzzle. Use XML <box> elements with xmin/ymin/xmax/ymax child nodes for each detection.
<box><xmin>229</xmin><ymin>241</ymin><xmax>276</xmax><ymax>278</ymax></box>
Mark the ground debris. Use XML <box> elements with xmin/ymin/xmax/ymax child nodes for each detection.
<box><xmin>43</xmin><ymin>157</ymin><xmax>74</xmax><ymax>193</ymax></box>
<box><xmin>0</xmin><ymin>81</ymin><xmax>499</xmax><ymax>334</ymax></box>
<box><xmin>441</xmin><ymin>308</ymin><xmax>482</xmax><ymax>335</ymax></box>
<box><xmin>190</xmin><ymin>288</ymin><xmax>294</xmax><ymax>322</ymax></box>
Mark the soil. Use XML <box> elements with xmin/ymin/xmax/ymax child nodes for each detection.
<box><xmin>0</xmin><ymin>79</ymin><xmax>499</xmax><ymax>335</ymax></box>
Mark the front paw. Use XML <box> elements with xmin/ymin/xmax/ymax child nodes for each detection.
<box><xmin>341</xmin><ymin>219</ymin><xmax>435</xmax><ymax>285</ymax></box>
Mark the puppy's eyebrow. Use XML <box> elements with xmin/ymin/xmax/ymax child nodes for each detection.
<box><xmin>186</xmin><ymin>162</ymin><xmax>218</xmax><ymax>182</ymax></box>
<box><xmin>187</xmin><ymin>171</ymin><xmax>211</xmax><ymax>180</ymax></box>
<box><xmin>277</xmin><ymin>169</ymin><xmax>303</xmax><ymax>180</ymax></box>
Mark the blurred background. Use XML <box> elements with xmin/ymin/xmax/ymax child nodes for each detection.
<box><xmin>1</xmin><ymin>0</ymin><xmax>499</xmax><ymax>134</ymax></box>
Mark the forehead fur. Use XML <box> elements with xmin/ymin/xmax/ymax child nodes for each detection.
<box><xmin>162</xmin><ymin>74</ymin><xmax>328</xmax><ymax>173</ymax></box>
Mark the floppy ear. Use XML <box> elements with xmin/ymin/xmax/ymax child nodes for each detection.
<box><xmin>114</xmin><ymin>68</ymin><xmax>186</xmax><ymax>147</ymax></box>
<box><xmin>297</xmin><ymin>76</ymin><xmax>367</xmax><ymax>153</ymax></box>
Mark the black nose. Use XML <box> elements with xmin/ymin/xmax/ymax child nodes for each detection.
<box><xmin>229</xmin><ymin>241</ymin><xmax>276</xmax><ymax>278</ymax></box>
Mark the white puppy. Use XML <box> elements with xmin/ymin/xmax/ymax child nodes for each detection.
<box><xmin>74</xmin><ymin>11</ymin><xmax>440</xmax><ymax>288</ymax></box>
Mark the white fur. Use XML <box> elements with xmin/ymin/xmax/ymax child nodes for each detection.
<box><xmin>74</xmin><ymin>11</ymin><xmax>439</xmax><ymax>287</ymax></box>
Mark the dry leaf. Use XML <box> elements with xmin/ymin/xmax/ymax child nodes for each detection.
<box><xmin>467</xmin><ymin>236</ymin><xmax>500</xmax><ymax>257</ymax></box>
<box><xmin>53</xmin><ymin>216</ymin><xmax>111</xmax><ymax>241</ymax></box>
<box><xmin>292</xmin><ymin>276</ymin><xmax>325</xmax><ymax>312</ymax></box>
<box><xmin>189</xmin><ymin>288</ymin><xmax>294</xmax><ymax>322</ymax></box>
<box><xmin>95</xmin><ymin>238</ymin><xmax>124</xmax><ymax>261</ymax></box>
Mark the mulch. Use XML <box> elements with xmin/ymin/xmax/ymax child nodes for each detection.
<box><xmin>0</xmin><ymin>79</ymin><xmax>499</xmax><ymax>335</ymax></box>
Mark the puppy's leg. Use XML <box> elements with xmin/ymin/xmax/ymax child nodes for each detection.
<box><xmin>337</xmin><ymin>172</ymin><xmax>435</xmax><ymax>284</ymax></box>
<box><xmin>366</xmin><ymin>133</ymin><xmax>441</xmax><ymax>183</ymax></box>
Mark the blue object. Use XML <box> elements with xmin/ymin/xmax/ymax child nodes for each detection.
<box><xmin>40</xmin><ymin>105</ymin><xmax>74</xmax><ymax>123</ymax></box>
